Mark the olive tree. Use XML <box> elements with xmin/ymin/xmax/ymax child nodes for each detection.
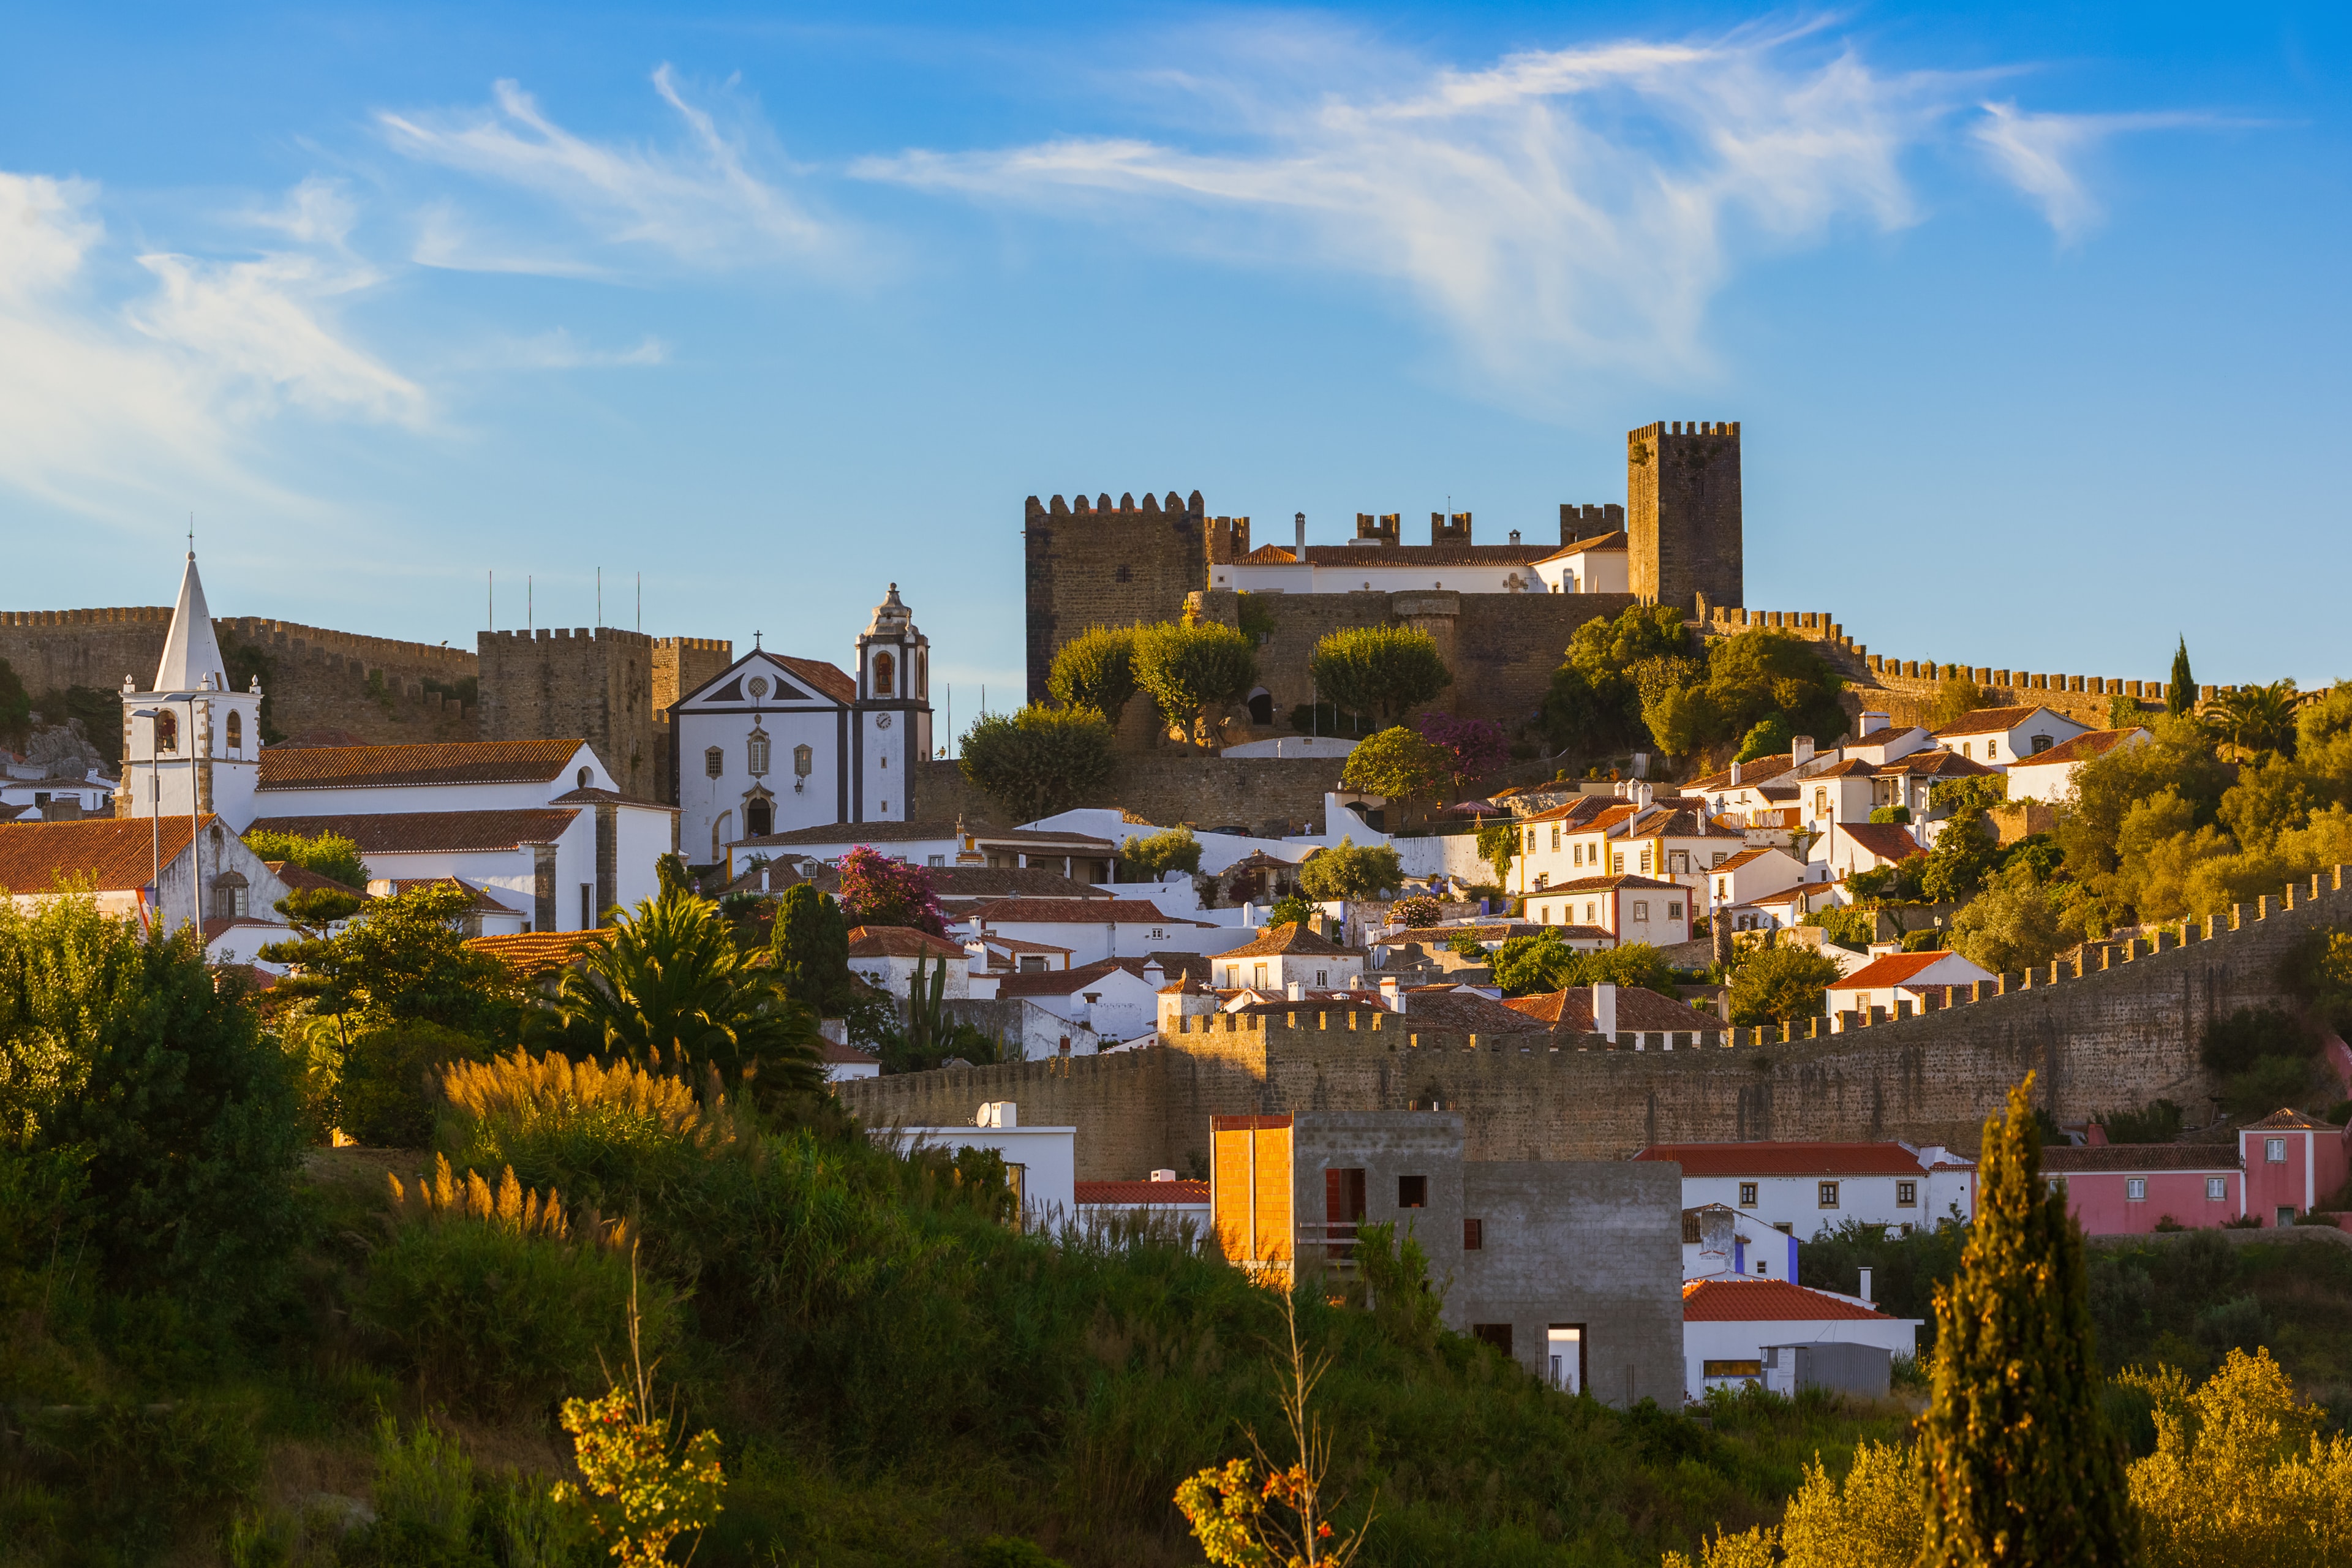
<box><xmin>1134</xmin><ymin>623</ymin><xmax>1258</xmax><ymax>751</ymax></box>
<box><xmin>1309</xmin><ymin>627</ymin><xmax>1451</xmax><ymax>730</ymax></box>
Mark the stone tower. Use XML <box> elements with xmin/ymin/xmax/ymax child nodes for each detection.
<box><xmin>851</xmin><ymin>583</ymin><xmax>933</xmax><ymax>823</ymax></box>
<box><xmin>118</xmin><ymin>550</ymin><xmax>265</xmax><ymax>832</ymax></box>
<box><xmin>1022</xmin><ymin>490</ymin><xmax>1208</xmax><ymax>703</ymax></box>
<box><xmin>477</xmin><ymin>627</ymin><xmax>657</xmax><ymax>799</ymax></box>
<box><xmin>1627</xmin><ymin>420</ymin><xmax>1743</xmax><ymax>611</ymax></box>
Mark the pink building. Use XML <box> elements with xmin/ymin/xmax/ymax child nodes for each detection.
<box><xmin>2045</xmin><ymin>1109</ymin><xmax>2350</xmax><ymax>1234</ymax></box>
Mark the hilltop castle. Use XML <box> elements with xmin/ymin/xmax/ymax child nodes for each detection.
<box><xmin>1022</xmin><ymin>420</ymin><xmax>1746</xmax><ymax>731</ymax></box>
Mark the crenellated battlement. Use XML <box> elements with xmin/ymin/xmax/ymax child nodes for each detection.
<box><xmin>1027</xmin><ymin>490</ymin><xmax>1205</xmax><ymax>523</ymax></box>
<box><xmin>654</xmin><ymin>636</ymin><xmax>731</xmax><ymax>654</ymax></box>
<box><xmin>478</xmin><ymin>626</ymin><xmax>654</xmax><ymax>648</ymax></box>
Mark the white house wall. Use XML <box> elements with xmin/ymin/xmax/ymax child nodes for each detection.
<box><xmin>1678</xmin><ymin>1172</ymin><xmax>1973</xmax><ymax>1237</ymax></box>
<box><xmin>1683</xmin><ymin>1316</ymin><xmax>1918</xmax><ymax>1403</ymax></box>
<box><xmin>249</xmin><ymin>744</ymin><xmax>608</xmax><ymax>821</ymax></box>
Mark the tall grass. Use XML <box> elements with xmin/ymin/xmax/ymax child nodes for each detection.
<box><xmin>439</xmin><ymin>1048</ymin><xmax>740</xmax><ymax>1207</ymax></box>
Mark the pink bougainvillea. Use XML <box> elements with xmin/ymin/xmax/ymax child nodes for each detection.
<box><xmin>837</xmin><ymin>845</ymin><xmax>948</xmax><ymax>936</ymax></box>
<box><xmin>1414</xmin><ymin>712</ymin><xmax>1512</xmax><ymax>796</ymax></box>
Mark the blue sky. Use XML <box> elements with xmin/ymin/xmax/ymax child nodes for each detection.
<box><xmin>2</xmin><ymin>2</ymin><xmax>2346</xmax><ymax>711</ymax></box>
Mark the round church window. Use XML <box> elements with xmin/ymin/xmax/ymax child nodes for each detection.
<box><xmin>748</xmin><ymin>676</ymin><xmax>769</xmax><ymax>699</ymax></box>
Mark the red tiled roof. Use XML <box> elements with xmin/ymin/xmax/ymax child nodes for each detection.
<box><xmin>2007</xmin><ymin>728</ymin><xmax>2146</xmax><ymax>769</ymax></box>
<box><xmin>1383</xmin><ymin>987</ymin><xmax>1550</xmax><ymax>1032</ymax></box>
<box><xmin>2042</xmin><ymin>1145</ymin><xmax>2241</xmax><ymax>1173</ymax></box>
<box><xmin>979</xmin><ymin>934</ymin><xmax>1075</xmax><ymax>956</ymax></box>
<box><xmin>966</xmin><ymin>898</ymin><xmax>1183</xmax><ymax>925</ymax></box>
<box><xmin>1529</xmin><ymin>874</ymin><xmax>1685</xmax><ymax>893</ymax></box>
<box><xmin>990</xmin><ymin>956</ymin><xmax>1163</xmax><ymax>998</ymax></box>
<box><xmin>547</xmin><ymin>786</ymin><xmax>680</xmax><ymax>812</ymax></box>
<box><xmin>1506</xmin><ymin>986</ymin><xmax>1724</xmax><ymax>1034</ymax></box>
<box><xmin>772</xmin><ymin>655</ymin><xmax>857</xmax><ymax>706</ymax></box>
<box><xmin>0</xmin><ymin>814</ymin><xmax>207</xmax><ymax>894</ymax></box>
<box><xmin>245</xmin><ymin>809</ymin><xmax>580</xmax><ymax>854</ymax></box>
<box><xmin>1853</xmin><ymin>726</ymin><xmax>1920</xmax><ymax>746</ymax></box>
<box><xmin>1532</xmin><ymin>530</ymin><xmax>1629</xmax><ymax>562</ymax></box>
<box><xmin>386</xmin><ymin>876</ymin><xmax>522</xmax><ymax>914</ymax></box>
<box><xmin>1713</xmin><ymin>847</ymin><xmax>1792</xmax><ymax>872</ymax></box>
<box><xmin>738</xmin><ymin>820</ymin><xmax>1113</xmax><ymax>851</ymax></box>
<box><xmin>820</xmin><ymin>1038</ymin><xmax>881</xmax><ymax>1066</ymax></box>
<box><xmin>1809</xmin><ymin>758</ymin><xmax>1877</xmax><ymax>777</ymax></box>
<box><xmin>2245</xmin><ymin>1108</ymin><xmax>2338</xmax><ymax>1131</ymax></box>
<box><xmin>1931</xmin><ymin>705</ymin><xmax>2060</xmax><ymax>739</ymax></box>
<box><xmin>846</xmin><ymin>925</ymin><xmax>967</xmax><ymax>960</ymax></box>
<box><xmin>1211</xmin><ymin>921</ymin><xmax>1349</xmax><ymax>958</ymax></box>
<box><xmin>263</xmin><ymin>861</ymin><xmax>372</xmax><ymax>897</ymax></box>
<box><xmin>1682</xmin><ymin>1278</ymin><xmax>1888</xmax><ymax>1322</ymax></box>
<box><xmin>1834</xmin><ymin>951</ymin><xmax>1969</xmax><ymax>990</ymax></box>
<box><xmin>1636</xmin><ymin>1142</ymin><xmax>1947</xmax><ymax>1177</ymax></box>
<box><xmin>1076</xmin><ymin>1179</ymin><xmax>1211</xmax><ymax>1205</ymax></box>
<box><xmin>257</xmin><ymin>739</ymin><xmax>585</xmax><ymax>791</ymax></box>
<box><xmin>1237</xmin><ymin>544</ymin><xmax>1300</xmax><ymax>564</ymax></box>
<box><xmin>1518</xmin><ymin>796</ymin><xmax>1624</xmax><ymax>826</ymax></box>
<box><xmin>1835</xmin><ymin>822</ymin><xmax>1923</xmax><ymax>866</ymax></box>
<box><xmin>1294</xmin><ymin>543</ymin><xmax>1555</xmax><ymax>567</ymax></box>
<box><xmin>1692</xmin><ymin>753</ymin><xmax>1801</xmax><ymax>791</ymax></box>
<box><xmin>464</xmin><ymin>930</ymin><xmax>608</xmax><ymax>976</ymax></box>
<box><xmin>1874</xmin><ymin>750</ymin><xmax>1997</xmax><ymax>779</ymax></box>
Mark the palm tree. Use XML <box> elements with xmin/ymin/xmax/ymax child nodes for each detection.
<box><xmin>2204</xmin><ymin>679</ymin><xmax>2299</xmax><ymax>759</ymax></box>
<box><xmin>553</xmin><ymin>892</ymin><xmax>821</xmax><ymax>1098</ymax></box>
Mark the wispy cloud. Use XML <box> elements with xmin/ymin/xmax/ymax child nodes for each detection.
<box><xmin>0</xmin><ymin>171</ymin><xmax>423</xmax><ymax>524</ymax></box>
<box><xmin>1970</xmin><ymin>102</ymin><xmax>2216</xmax><ymax>242</ymax></box>
<box><xmin>452</xmin><ymin>328</ymin><xmax>670</xmax><ymax>371</ymax></box>
<box><xmin>859</xmin><ymin>20</ymin><xmax>2210</xmax><ymax>383</ymax></box>
<box><xmin>381</xmin><ymin>66</ymin><xmax>839</xmax><ymax>272</ymax></box>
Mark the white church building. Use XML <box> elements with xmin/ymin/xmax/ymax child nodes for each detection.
<box><xmin>671</xmin><ymin>583</ymin><xmax>935</xmax><ymax>865</ymax></box>
<box><xmin>110</xmin><ymin>551</ymin><xmax>673</xmax><ymax>933</ymax></box>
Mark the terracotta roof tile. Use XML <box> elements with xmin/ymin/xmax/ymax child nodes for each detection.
<box><xmin>2007</xmin><ymin>728</ymin><xmax>2147</xmax><ymax>769</ymax></box>
<box><xmin>548</xmin><ymin>786</ymin><xmax>680</xmax><ymax>812</ymax></box>
<box><xmin>464</xmin><ymin>930</ymin><xmax>609</xmax><ymax>976</ymax></box>
<box><xmin>1384</xmin><ymin>987</ymin><xmax>1550</xmax><ymax>1032</ymax></box>
<box><xmin>257</xmin><ymin>739</ymin><xmax>585</xmax><ymax>791</ymax></box>
<box><xmin>771</xmin><ymin>655</ymin><xmax>857</xmax><ymax>706</ymax></box>
<box><xmin>737</xmin><ymin>820</ymin><xmax>1114</xmax><ymax>851</ymax></box>
<box><xmin>1874</xmin><ymin>750</ymin><xmax>1997</xmax><ymax>778</ymax></box>
<box><xmin>1212</xmin><ymin>921</ymin><xmax>1349</xmax><ymax>958</ymax></box>
<box><xmin>1635</xmin><ymin>1142</ymin><xmax>1950</xmax><ymax>1177</ymax></box>
<box><xmin>2245</xmin><ymin>1108</ymin><xmax>2339</xmax><ymax>1131</ymax></box>
<box><xmin>2042</xmin><ymin>1144</ymin><xmax>2241</xmax><ymax>1172</ymax></box>
<box><xmin>1531</xmin><ymin>530</ymin><xmax>1629</xmax><ymax>562</ymax></box>
<box><xmin>1294</xmin><ymin>543</ymin><xmax>1555</xmax><ymax>567</ymax></box>
<box><xmin>1931</xmin><ymin>705</ymin><xmax>2062</xmax><ymax>739</ymax></box>
<box><xmin>846</xmin><ymin>925</ymin><xmax>969</xmax><ymax>960</ymax></box>
<box><xmin>1834</xmin><ymin>951</ymin><xmax>1972</xmax><ymax>990</ymax></box>
<box><xmin>1835</xmin><ymin>822</ymin><xmax>1924</xmax><ymax>865</ymax></box>
<box><xmin>967</xmin><ymin>897</ymin><xmax>1186</xmax><ymax>925</ymax></box>
<box><xmin>264</xmin><ymin>861</ymin><xmax>372</xmax><ymax>897</ymax></box>
<box><xmin>993</xmin><ymin>956</ymin><xmax>1160</xmax><ymax>998</ymax></box>
<box><xmin>1692</xmin><ymin>753</ymin><xmax>1800</xmax><ymax>791</ymax></box>
<box><xmin>1681</xmin><ymin>1278</ymin><xmax>1890</xmax><ymax>1322</ymax></box>
<box><xmin>1076</xmin><ymin>1179</ymin><xmax>1210</xmax><ymax>1204</ymax></box>
<box><xmin>1529</xmin><ymin>873</ymin><xmax>1684</xmax><ymax>893</ymax></box>
<box><xmin>1506</xmin><ymin>986</ymin><xmax>1724</xmax><ymax>1035</ymax></box>
<box><xmin>246</xmin><ymin>809</ymin><xmax>580</xmax><ymax>854</ymax></box>
<box><xmin>0</xmin><ymin>814</ymin><xmax>206</xmax><ymax>894</ymax></box>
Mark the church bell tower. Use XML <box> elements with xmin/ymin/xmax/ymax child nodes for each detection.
<box><xmin>118</xmin><ymin>551</ymin><xmax>264</xmax><ymax>832</ymax></box>
<box><xmin>851</xmin><ymin>584</ymin><xmax>932</xmax><ymax>823</ymax></box>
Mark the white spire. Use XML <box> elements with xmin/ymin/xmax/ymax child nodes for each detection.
<box><xmin>154</xmin><ymin>551</ymin><xmax>227</xmax><ymax>693</ymax></box>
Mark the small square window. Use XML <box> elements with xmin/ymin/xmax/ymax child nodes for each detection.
<box><xmin>927</xmin><ymin>854</ymin><xmax>945</xmax><ymax>867</ymax></box>
<box><xmin>1667</xmin><ymin>902</ymin><xmax>1683</xmax><ymax>921</ymax></box>
<box><xmin>1463</xmin><ymin>1217</ymin><xmax>1483</xmax><ymax>1250</ymax></box>
<box><xmin>1398</xmin><ymin>1175</ymin><xmax>1427</xmax><ymax>1209</ymax></box>
<box><xmin>1738</xmin><ymin>1182</ymin><xmax>1758</xmax><ymax>1208</ymax></box>
<box><xmin>2125</xmin><ymin>1178</ymin><xmax>2146</xmax><ymax>1202</ymax></box>
<box><xmin>1611</xmin><ymin>853</ymin><xmax>1624</xmax><ymax>874</ymax></box>
<box><xmin>1632</xmin><ymin>901</ymin><xmax>1649</xmax><ymax>921</ymax></box>
<box><xmin>2266</xmin><ymin>1137</ymin><xmax>2288</xmax><ymax>1163</ymax></box>
<box><xmin>1754</xmin><ymin>1259</ymin><xmax>1768</xmax><ymax>1276</ymax></box>
<box><xmin>704</xmin><ymin>747</ymin><xmax>725</xmax><ymax>778</ymax></box>
<box><xmin>1896</xmin><ymin>1180</ymin><xmax>1917</xmax><ymax>1207</ymax></box>
<box><xmin>1773</xmin><ymin>1222</ymin><xmax>1793</xmax><ymax>1236</ymax></box>
<box><xmin>2206</xmin><ymin>1177</ymin><xmax>2228</xmax><ymax>1201</ymax></box>
<box><xmin>1818</xmin><ymin>1181</ymin><xmax>1840</xmax><ymax>1208</ymax></box>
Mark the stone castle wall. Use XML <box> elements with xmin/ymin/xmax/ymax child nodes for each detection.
<box><xmin>840</xmin><ymin>864</ymin><xmax>2352</xmax><ymax>1181</ymax></box>
<box><xmin>1629</xmin><ymin>420</ymin><xmax>1743</xmax><ymax>611</ymax></box>
<box><xmin>1022</xmin><ymin>491</ymin><xmax>1210</xmax><ymax>703</ymax></box>
<box><xmin>911</xmin><ymin>753</ymin><xmax>1347</xmax><ymax>839</ymax></box>
<box><xmin>1186</xmin><ymin>587</ymin><xmax>1638</xmax><ymax>735</ymax></box>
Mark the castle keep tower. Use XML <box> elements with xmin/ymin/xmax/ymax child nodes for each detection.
<box><xmin>1627</xmin><ymin>420</ymin><xmax>1743</xmax><ymax>611</ymax></box>
<box><xmin>477</xmin><ymin>627</ymin><xmax>656</xmax><ymax>799</ymax></box>
<box><xmin>1023</xmin><ymin>490</ymin><xmax>1207</xmax><ymax>703</ymax></box>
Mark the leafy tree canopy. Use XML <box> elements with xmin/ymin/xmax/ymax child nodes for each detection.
<box><xmin>1309</xmin><ymin>626</ymin><xmax>1452</xmax><ymax>731</ymax></box>
<box><xmin>769</xmin><ymin>884</ymin><xmax>855</xmax><ymax>1013</ymax></box>
<box><xmin>1340</xmin><ymin>726</ymin><xmax>1453</xmax><ymax>806</ymax></box>
<box><xmin>1734</xmin><ymin>715</ymin><xmax>1792</xmax><ymax>764</ymax></box>
<box><xmin>1134</xmin><ymin>623</ymin><xmax>1258</xmax><ymax>750</ymax></box>
<box><xmin>1297</xmin><ymin>836</ymin><xmax>1403</xmax><ymax>902</ymax></box>
<box><xmin>1928</xmin><ymin>673</ymin><xmax>1991</xmax><ymax>728</ymax></box>
<box><xmin>258</xmin><ymin>882</ymin><xmax>524</xmax><ymax>1033</ymax></box>
<box><xmin>1120</xmin><ymin>826</ymin><xmax>1202</xmax><ymax>881</ymax></box>
<box><xmin>1046</xmin><ymin>625</ymin><xmax>1140</xmax><ymax>726</ymax></box>
<box><xmin>244</xmin><ymin>826</ymin><xmax>368</xmax><ymax>891</ymax></box>
<box><xmin>1921</xmin><ymin>812</ymin><xmax>1996</xmax><ymax>905</ymax></box>
<box><xmin>959</xmin><ymin>704</ymin><xmax>1117</xmax><ymax>823</ymax></box>
<box><xmin>1415</xmin><ymin>711</ymin><xmax>1509</xmax><ymax>795</ymax></box>
<box><xmin>1726</xmin><ymin>943</ymin><xmax>1841</xmax><ymax>1025</ymax></box>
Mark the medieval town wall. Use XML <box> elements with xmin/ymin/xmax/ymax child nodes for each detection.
<box><xmin>840</xmin><ymin>865</ymin><xmax>2351</xmax><ymax>1180</ymax></box>
<box><xmin>911</xmin><ymin>754</ymin><xmax>1346</xmax><ymax>839</ymax></box>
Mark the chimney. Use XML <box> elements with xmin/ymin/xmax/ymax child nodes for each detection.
<box><xmin>1860</xmin><ymin>711</ymin><xmax>1890</xmax><ymax>736</ymax></box>
<box><xmin>1632</xmin><ymin>752</ymin><xmax>1650</xmax><ymax>780</ymax></box>
<box><xmin>760</xmin><ymin>865</ymin><xmax>771</xmax><ymax>894</ymax></box>
<box><xmin>1729</xmin><ymin>760</ymin><xmax>1742</xmax><ymax>786</ymax></box>
<box><xmin>1858</xmin><ymin>1266</ymin><xmax>1874</xmax><ymax>1306</ymax></box>
<box><xmin>1144</xmin><ymin>959</ymin><xmax>1166</xmax><ymax>988</ymax></box>
<box><xmin>1286</xmin><ymin>978</ymin><xmax>1305</xmax><ymax>1002</ymax></box>
<box><xmin>1791</xmin><ymin>736</ymin><xmax>1816</xmax><ymax>769</ymax></box>
<box><xmin>1592</xmin><ymin>981</ymin><xmax>1617</xmax><ymax>1037</ymax></box>
<box><xmin>1294</xmin><ymin>511</ymin><xmax>1306</xmax><ymax>555</ymax></box>
<box><xmin>1379</xmin><ymin>974</ymin><xmax>1404</xmax><ymax>1013</ymax></box>
<box><xmin>1150</xmin><ymin>1169</ymin><xmax>1178</xmax><ymax>1182</ymax></box>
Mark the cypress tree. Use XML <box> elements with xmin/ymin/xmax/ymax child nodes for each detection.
<box><xmin>1919</xmin><ymin>1074</ymin><xmax>2133</xmax><ymax>1567</ymax></box>
<box><xmin>2167</xmin><ymin>636</ymin><xmax>2195</xmax><ymax>717</ymax></box>
<box><xmin>769</xmin><ymin>883</ymin><xmax>851</xmax><ymax>1011</ymax></box>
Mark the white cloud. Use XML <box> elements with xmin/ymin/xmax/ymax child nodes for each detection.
<box><xmin>1970</xmin><ymin>102</ymin><xmax>2213</xmax><ymax>243</ymax></box>
<box><xmin>453</xmin><ymin>328</ymin><xmax>669</xmax><ymax>370</ymax></box>
<box><xmin>380</xmin><ymin>66</ymin><xmax>837</xmax><ymax>271</ymax></box>
<box><xmin>0</xmin><ymin>171</ymin><xmax>424</xmax><ymax>524</ymax></box>
<box><xmin>861</xmin><ymin>21</ymin><xmax>2220</xmax><ymax>382</ymax></box>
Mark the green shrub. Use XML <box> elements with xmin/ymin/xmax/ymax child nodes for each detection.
<box><xmin>15</xmin><ymin>1396</ymin><xmax>263</xmax><ymax>1561</ymax></box>
<box><xmin>241</xmin><ymin>826</ymin><xmax>368</xmax><ymax>891</ymax></box>
<box><xmin>2198</xmin><ymin>1005</ymin><xmax>2309</xmax><ymax>1075</ymax></box>
<box><xmin>0</xmin><ymin>895</ymin><xmax>305</xmax><ymax>1311</ymax></box>
<box><xmin>340</xmin><ymin>1019</ymin><xmax>493</xmax><ymax>1147</ymax></box>
<box><xmin>1119</xmin><ymin>826</ymin><xmax>1202</xmax><ymax>881</ymax></box>
<box><xmin>958</xmin><ymin>704</ymin><xmax>1118</xmax><ymax>821</ymax></box>
<box><xmin>358</xmin><ymin>1167</ymin><xmax>669</xmax><ymax>1416</ymax></box>
<box><xmin>2094</xmin><ymin>1099</ymin><xmax>2185</xmax><ymax>1145</ymax></box>
<box><xmin>1298</xmin><ymin>837</ymin><xmax>1403</xmax><ymax>900</ymax></box>
<box><xmin>1045</xmin><ymin>625</ymin><xmax>1140</xmax><ymax>726</ymax></box>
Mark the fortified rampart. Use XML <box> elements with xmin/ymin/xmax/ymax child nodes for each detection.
<box><xmin>840</xmin><ymin>864</ymin><xmax>2352</xmax><ymax>1180</ymax></box>
<box><xmin>0</xmin><ymin>606</ymin><xmax>481</xmax><ymax>753</ymax></box>
<box><xmin>1022</xmin><ymin>491</ymin><xmax>1212</xmax><ymax>703</ymax></box>
<box><xmin>910</xmin><ymin>753</ymin><xmax>1346</xmax><ymax>839</ymax></box>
